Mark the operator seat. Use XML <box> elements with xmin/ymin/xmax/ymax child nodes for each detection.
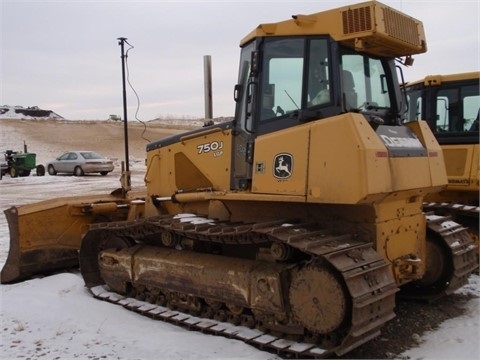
<box><xmin>261</xmin><ymin>91</ymin><xmax>276</xmax><ymax>120</ymax></box>
<box><xmin>342</xmin><ymin>70</ymin><xmax>357</xmax><ymax>110</ymax></box>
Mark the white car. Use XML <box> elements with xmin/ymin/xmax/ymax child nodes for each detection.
<box><xmin>47</xmin><ymin>151</ymin><xmax>114</xmax><ymax>176</ymax></box>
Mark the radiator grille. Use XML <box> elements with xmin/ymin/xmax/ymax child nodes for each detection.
<box><xmin>342</xmin><ymin>5</ymin><xmax>421</xmax><ymax>48</ymax></box>
<box><xmin>382</xmin><ymin>7</ymin><xmax>421</xmax><ymax>47</ymax></box>
<box><xmin>342</xmin><ymin>6</ymin><xmax>372</xmax><ymax>34</ymax></box>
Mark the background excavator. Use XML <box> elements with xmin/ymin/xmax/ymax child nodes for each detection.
<box><xmin>1</xmin><ymin>1</ymin><xmax>478</xmax><ymax>358</ymax></box>
<box><xmin>404</xmin><ymin>71</ymin><xmax>479</xmax><ymax>260</ymax></box>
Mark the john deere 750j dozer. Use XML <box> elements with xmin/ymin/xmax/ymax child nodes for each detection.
<box><xmin>1</xmin><ymin>1</ymin><xmax>477</xmax><ymax>358</ymax></box>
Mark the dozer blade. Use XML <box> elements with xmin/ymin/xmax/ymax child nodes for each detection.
<box><xmin>1</xmin><ymin>192</ymin><xmax>144</xmax><ymax>284</ymax></box>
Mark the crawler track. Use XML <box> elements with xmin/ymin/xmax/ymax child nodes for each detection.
<box><xmin>423</xmin><ymin>202</ymin><xmax>480</xmax><ymax>222</ymax></box>
<box><xmin>89</xmin><ymin>285</ymin><xmax>359</xmax><ymax>358</ymax></box>
<box><xmin>80</xmin><ymin>215</ymin><xmax>398</xmax><ymax>358</ymax></box>
<box><xmin>423</xmin><ymin>201</ymin><xmax>479</xmax><ymax>246</ymax></box>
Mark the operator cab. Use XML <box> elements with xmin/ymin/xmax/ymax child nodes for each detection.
<box><xmin>233</xmin><ymin>35</ymin><xmax>405</xmax><ymax>137</ymax></box>
<box><xmin>229</xmin><ymin>1</ymin><xmax>426</xmax><ymax>190</ymax></box>
<box><xmin>404</xmin><ymin>72</ymin><xmax>480</xmax><ymax>145</ymax></box>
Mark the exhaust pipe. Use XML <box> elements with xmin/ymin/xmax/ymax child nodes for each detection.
<box><xmin>203</xmin><ymin>55</ymin><xmax>214</xmax><ymax>126</ymax></box>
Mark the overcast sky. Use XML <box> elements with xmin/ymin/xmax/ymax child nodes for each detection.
<box><xmin>1</xmin><ymin>0</ymin><xmax>478</xmax><ymax>120</ymax></box>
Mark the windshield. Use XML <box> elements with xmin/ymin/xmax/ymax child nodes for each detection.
<box><xmin>255</xmin><ymin>37</ymin><xmax>394</xmax><ymax>122</ymax></box>
<box><xmin>341</xmin><ymin>53</ymin><xmax>391</xmax><ymax>111</ymax></box>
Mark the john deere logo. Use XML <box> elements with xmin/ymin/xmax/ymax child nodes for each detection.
<box><xmin>274</xmin><ymin>153</ymin><xmax>293</xmax><ymax>179</ymax></box>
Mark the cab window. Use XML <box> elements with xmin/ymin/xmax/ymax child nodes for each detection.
<box><xmin>258</xmin><ymin>37</ymin><xmax>331</xmax><ymax>121</ymax></box>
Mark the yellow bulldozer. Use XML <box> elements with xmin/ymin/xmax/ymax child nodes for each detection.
<box><xmin>1</xmin><ymin>1</ymin><xmax>478</xmax><ymax>358</ymax></box>
<box><xmin>404</xmin><ymin>71</ymin><xmax>479</xmax><ymax>259</ymax></box>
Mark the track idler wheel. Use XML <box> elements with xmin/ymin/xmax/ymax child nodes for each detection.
<box><xmin>79</xmin><ymin>229</ymin><xmax>136</xmax><ymax>288</ymax></box>
<box><xmin>289</xmin><ymin>263</ymin><xmax>349</xmax><ymax>335</ymax></box>
<box><xmin>420</xmin><ymin>237</ymin><xmax>448</xmax><ymax>287</ymax></box>
<box><xmin>400</xmin><ymin>234</ymin><xmax>453</xmax><ymax>299</ymax></box>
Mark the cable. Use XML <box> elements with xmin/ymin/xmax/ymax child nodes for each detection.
<box><xmin>123</xmin><ymin>39</ymin><xmax>151</xmax><ymax>143</ymax></box>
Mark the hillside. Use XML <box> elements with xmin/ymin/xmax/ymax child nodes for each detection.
<box><xmin>0</xmin><ymin>118</ymin><xmax>190</xmax><ymax>166</ymax></box>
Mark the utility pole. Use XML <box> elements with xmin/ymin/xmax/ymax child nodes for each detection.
<box><xmin>117</xmin><ymin>37</ymin><xmax>131</xmax><ymax>194</ymax></box>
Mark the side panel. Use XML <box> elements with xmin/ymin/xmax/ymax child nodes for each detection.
<box><xmin>250</xmin><ymin>114</ymin><xmax>447</xmax><ymax>205</ymax></box>
<box><xmin>442</xmin><ymin>143</ymin><xmax>479</xmax><ymax>192</ymax></box>
<box><xmin>307</xmin><ymin>113</ymin><xmax>392</xmax><ymax>204</ymax></box>
<box><xmin>251</xmin><ymin>125</ymin><xmax>310</xmax><ymax>196</ymax></box>
<box><xmin>405</xmin><ymin>120</ymin><xmax>448</xmax><ymax>188</ymax></box>
<box><xmin>145</xmin><ymin>127</ymin><xmax>233</xmax><ymax>216</ymax></box>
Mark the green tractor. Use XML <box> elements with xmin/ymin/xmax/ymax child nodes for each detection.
<box><xmin>0</xmin><ymin>142</ymin><xmax>45</xmax><ymax>179</ymax></box>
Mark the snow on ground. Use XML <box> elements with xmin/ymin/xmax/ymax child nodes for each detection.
<box><xmin>0</xmin><ymin>105</ymin><xmax>63</xmax><ymax>120</ymax></box>
<box><xmin>1</xmin><ymin>272</ymin><xmax>279</xmax><ymax>360</ymax></box>
<box><xmin>402</xmin><ymin>277</ymin><xmax>480</xmax><ymax>360</ymax></box>
<box><xmin>0</xmin><ymin>167</ymin><xmax>479</xmax><ymax>359</ymax></box>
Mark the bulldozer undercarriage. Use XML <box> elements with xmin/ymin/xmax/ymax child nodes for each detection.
<box><xmin>400</xmin><ymin>213</ymin><xmax>478</xmax><ymax>301</ymax></box>
<box><xmin>78</xmin><ymin>213</ymin><xmax>477</xmax><ymax>358</ymax></box>
<box><xmin>423</xmin><ymin>201</ymin><xmax>479</xmax><ymax>262</ymax></box>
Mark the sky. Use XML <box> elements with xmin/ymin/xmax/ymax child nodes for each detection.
<box><xmin>0</xmin><ymin>0</ymin><xmax>479</xmax><ymax>121</ymax></box>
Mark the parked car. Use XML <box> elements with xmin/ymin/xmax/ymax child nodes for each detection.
<box><xmin>47</xmin><ymin>151</ymin><xmax>114</xmax><ymax>176</ymax></box>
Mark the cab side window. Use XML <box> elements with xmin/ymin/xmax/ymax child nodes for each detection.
<box><xmin>307</xmin><ymin>40</ymin><xmax>330</xmax><ymax>107</ymax></box>
<box><xmin>436</xmin><ymin>85</ymin><xmax>479</xmax><ymax>132</ymax></box>
<box><xmin>258</xmin><ymin>38</ymin><xmax>331</xmax><ymax>122</ymax></box>
<box><xmin>259</xmin><ymin>38</ymin><xmax>304</xmax><ymax>121</ymax></box>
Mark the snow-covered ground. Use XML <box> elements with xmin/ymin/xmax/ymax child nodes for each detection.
<box><xmin>0</xmin><ymin>105</ymin><xmax>63</xmax><ymax>120</ymax></box>
<box><xmin>0</xmin><ymin>170</ymin><xmax>479</xmax><ymax>359</ymax></box>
